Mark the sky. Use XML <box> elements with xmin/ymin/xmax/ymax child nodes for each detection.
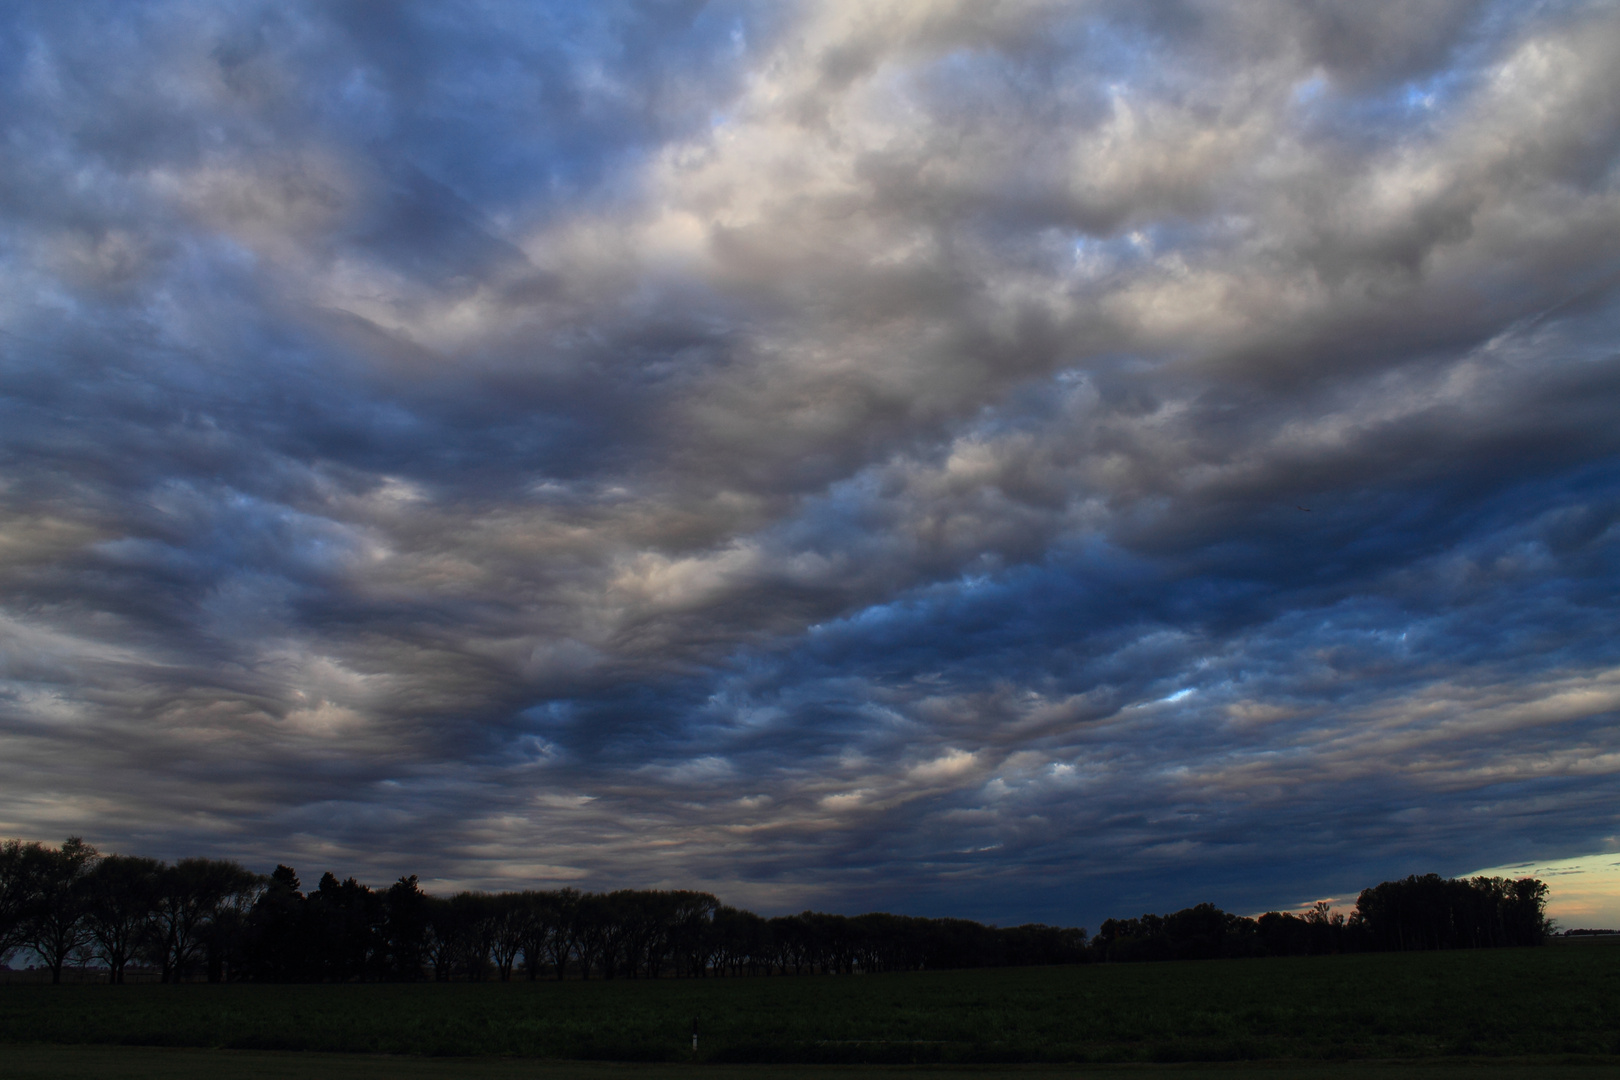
<box><xmin>2</xmin><ymin>0</ymin><xmax>1619</xmax><ymax>931</ymax></box>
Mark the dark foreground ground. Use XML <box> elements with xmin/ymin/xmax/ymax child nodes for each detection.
<box><xmin>6</xmin><ymin>1045</ymin><xmax>1620</xmax><ymax>1080</ymax></box>
<box><xmin>2</xmin><ymin>938</ymin><xmax>1616</xmax><ymax>1074</ymax></box>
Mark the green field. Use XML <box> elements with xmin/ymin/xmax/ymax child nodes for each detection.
<box><xmin>2</xmin><ymin>940</ymin><xmax>1617</xmax><ymax>1073</ymax></box>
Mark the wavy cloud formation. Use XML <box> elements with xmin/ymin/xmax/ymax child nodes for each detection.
<box><xmin>2</xmin><ymin>0</ymin><xmax>1618</xmax><ymax>924</ymax></box>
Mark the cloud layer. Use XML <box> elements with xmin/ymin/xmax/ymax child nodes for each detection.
<box><xmin>2</xmin><ymin>0</ymin><xmax>1619</xmax><ymax>925</ymax></box>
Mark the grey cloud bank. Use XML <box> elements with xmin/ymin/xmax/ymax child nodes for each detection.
<box><xmin>2</xmin><ymin>0</ymin><xmax>1619</xmax><ymax>927</ymax></box>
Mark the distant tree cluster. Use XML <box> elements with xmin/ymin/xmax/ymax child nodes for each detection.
<box><xmin>1093</xmin><ymin>875</ymin><xmax>1550</xmax><ymax>961</ymax></box>
<box><xmin>0</xmin><ymin>839</ymin><xmax>1551</xmax><ymax>983</ymax></box>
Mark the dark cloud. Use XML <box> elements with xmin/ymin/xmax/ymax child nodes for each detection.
<box><xmin>1</xmin><ymin>0</ymin><xmax>1618</xmax><ymax>926</ymax></box>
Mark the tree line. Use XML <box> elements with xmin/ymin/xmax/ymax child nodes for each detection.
<box><xmin>1091</xmin><ymin>874</ymin><xmax>1550</xmax><ymax>963</ymax></box>
<box><xmin>0</xmin><ymin>838</ymin><xmax>1550</xmax><ymax>983</ymax></box>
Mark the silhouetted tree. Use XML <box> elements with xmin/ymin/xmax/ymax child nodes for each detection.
<box><xmin>306</xmin><ymin>872</ymin><xmax>383</xmax><ymax>981</ymax></box>
<box><xmin>490</xmin><ymin>892</ymin><xmax>525</xmax><ymax>981</ymax></box>
<box><xmin>1501</xmin><ymin>877</ymin><xmax>1553</xmax><ymax>944</ymax></box>
<box><xmin>1094</xmin><ymin>903</ymin><xmax>1267</xmax><ymax>963</ymax></box>
<box><xmin>383</xmin><ymin>875</ymin><xmax>431</xmax><ymax>980</ymax></box>
<box><xmin>1256</xmin><ymin>910</ymin><xmax>1312</xmax><ymax>955</ymax></box>
<box><xmin>424</xmin><ymin>894</ymin><xmax>460</xmax><ymax>982</ymax></box>
<box><xmin>663</xmin><ymin>891</ymin><xmax>717</xmax><ymax>977</ymax></box>
<box><xmin>149</xmin><ymin>858</ymin><xmax>261</xmax><ymax>982</ymax></box>
<box><xmin>448</xmin><ymin>892</ymin><xmax>498</xmax><ymax>981</ymax></box>
<box><xmin>573</xmin><ymin>892</ymin><xmax>612</xmax><ymax>980</ymax></box>
<box><xmin>20</xmin><ymin>838</ymin><xmax>98</xmax><ymax>983</ymax></box>
<box><xmin>82</xmin><ymin>854</ymin><xmax>161</xmax><ymax>984</ymax></box>
<box><xmin>709</xmin><ymin>904</ymin><xmax>769</xmax><ymax>976</ymax></box>
<box><xmin>241</xmin><ymin>865</ymin><xmax>309</xmax><ymax>980</ymax></box>
<box><xmin>0</xmin><ymin>840</ymin><xmax>48</xmax><ymax>966</ymax></box>
<box><xmin>514</xmin><ymin>891</ymin><xmax>551</xmax><ymax>981</ymax></box>
<box><xmin>541</xmin><ymin>888</ymin><xmax>581</xmax><ymax>980</ymax></box>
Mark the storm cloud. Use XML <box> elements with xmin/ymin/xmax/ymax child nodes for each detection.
<box><xmin>3</xmin><ymin>0</ymin><xmax>1619</xmax><ymax>926</ymax></box>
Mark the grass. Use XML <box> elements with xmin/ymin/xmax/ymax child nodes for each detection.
<box><xmin>1</xmin><ymin>940</ymin><xmax>1617</xmax><ymax>1068</ymax></box>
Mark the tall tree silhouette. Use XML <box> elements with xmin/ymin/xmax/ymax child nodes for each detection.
<box><xmin>540</xmin><ymin>888</ymin><xmax>582</xmax><ymax>980</ymax></box>
<box><xmin>383</xmin><ymin>876</ymin><xmax>431</xmax><ymax>981</ymax></box>
<box><xmin>306</xmin><ymin>872</ymin><xmax>383</xmax><ymax>981</ymax></box>
<box><xmin>489</xmin><ymin>892</ymin><xmax>525</xmax><ymax>982</ymax></box>
<box><xmin>150</xmin><ymin>858</ymin><xmax>261</xmax><ymax>982</ymax></box>
<box><xmin>241</xmin><ymin>865</ymin><xmax>309</xmax><ymax>980</ymax></box>
<box><xmin>82</xmin><ymin>854</ymin><xmax>161</xmax><ymax>984</ymax></box>
<box><xmin>21</xmin><ymin>838</ymin><xmax>98</xmax><ymax>984</ymax></box>
<box><xmin>0</xmin><ymin>839</ymin><xmax>48</xmax><ymax>965</ymax></box>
